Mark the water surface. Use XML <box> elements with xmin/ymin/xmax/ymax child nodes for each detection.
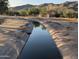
<box><xmin>18</xmin><ymin>21</ymin><xmax>62</xmax><ymax>59</ymax></box>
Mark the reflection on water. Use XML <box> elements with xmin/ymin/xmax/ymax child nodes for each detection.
<box><xmin>18</xmin><ymin>21</ymin><xmax>63</xmax><ymax>59</ymax></box>
<box><xmin>32</xmin><ymin>21</ymin><xmax>46</xmax><ymax>30</ymax></box>
<box><xmin>32</xmin><ymin>21</ymin><xmax>40</xmax><ymax>28</ymax></box>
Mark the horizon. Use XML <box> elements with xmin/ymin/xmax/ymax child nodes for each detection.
<box><xmin>8</xmin><ymin>0</ymin><xmax>78</xmax><ymax>7</ymax></box>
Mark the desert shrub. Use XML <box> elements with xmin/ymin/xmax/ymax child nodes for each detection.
<box><xmin>29</xmin><ymin>8</ymin><xmax>39</xmax><ymax>16</ymax></box>
<box><xmin>6</xmin><ymin>11</ymin><xmax>20</xmax><ymax>16</ymax></box>
<box><xmin>18</xmin><ymin>10</ymin><xmax>27</xmax><ymax>16</ymax></box>
<box><xmin>17</xmin><ymin>8</ymin><xmax>40</xmax><ymax>16</ymax></box>
<box><xmin>62</xmin><ymin>9</ymin><xmax>78</xmax><ymax>18</ymax></box>
<box><xmin>39</xmin><ymin>7</ymin><xmax>48</xmax><ymax>17</ymax></box>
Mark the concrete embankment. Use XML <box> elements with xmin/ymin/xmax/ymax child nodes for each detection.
<box><xmin>0</xmin><ymin>19</ymin><xmax>33</xmax><ymax>59</ymax></box>
<box><xmin>44</xmin><ymin>21</ymin><xmax>78</xmax><ymax>59</ymax></box>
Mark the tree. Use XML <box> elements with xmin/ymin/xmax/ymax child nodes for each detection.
<box><xmin>18</xmin><ymin>10</ymin><xmax>27</xmax><ymax>16</ymax></box>
<box><xmin>39</xmin><ymin>7</ymin><xmax>48</xmax><ymax>17</ymax></box>
<box><xmin>29</xmin><ymin>8</ymin><xmax>39</xmax><ymax>16</ymax></box>
<box><xmin>0</xmin><ymin>0</ymin><xmax>8</xmax><ymax>14</ymax></box>
<box><xmin>62</xmin><ymin>9</ymin><xmax>77</xmax><ymax>18</ymax></box>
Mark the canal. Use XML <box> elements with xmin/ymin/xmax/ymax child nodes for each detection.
<box><xmin>18</xmin><ymin>21</ymin><xmax>63</xmax><ymax>59</ymax></box>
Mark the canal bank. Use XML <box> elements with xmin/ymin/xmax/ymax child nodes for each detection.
<box><xmin>43</xmin><ymin>21</ymin><xmax>78</xmax><ymax>59</ymax></box>
<box><xmin>0</xmin><ymin>19</ymin><xmax>33</xmax><ymax>59</ymax></box>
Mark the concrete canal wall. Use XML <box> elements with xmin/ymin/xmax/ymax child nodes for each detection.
<box><xmin>44</xmin><ymin>21</ymin><xmax>78</xmax><ymax>59</ymax></box>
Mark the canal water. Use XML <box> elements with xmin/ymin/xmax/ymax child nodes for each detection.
<box><xmin>18</xmin><ymin>21</ymin><xmax>63</xmax><ymax>59</ymax></box>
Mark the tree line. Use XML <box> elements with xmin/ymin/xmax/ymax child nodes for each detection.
<box><xmin>0</xmin><ymin>0</ymin><xmax>78</xmax><ymax>18</ymax></box>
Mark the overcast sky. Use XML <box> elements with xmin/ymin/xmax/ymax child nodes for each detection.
<box><xmin>8</xmin><ymin>0</ymin><xmax>78</xmax><ymax>7</ymax></box>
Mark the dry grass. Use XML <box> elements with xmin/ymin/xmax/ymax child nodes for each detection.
<box><xmin>2</xmin><ymin>19</ymin><xmax>27</xmax><ymax>27</ymax></box>
<box><xmin>0</xmin><ymin>19</ymin><xmax>30</xmax><ymax>30</ymax></box>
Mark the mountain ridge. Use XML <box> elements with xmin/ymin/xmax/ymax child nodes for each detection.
<box><xmin>11</xmin><ymin>1</ymin><xmax>78</xmax><ymax>11</ymax></box>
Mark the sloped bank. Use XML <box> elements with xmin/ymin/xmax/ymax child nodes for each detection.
<box><xmin>0</xmin><ymin>19</ymin><xmax>33</xmax><ymax>59</ymax></box>
<box><xmin>44</xmin><ymin>21</ymin><xmax>78</xmax><ymax>59</ymax></box>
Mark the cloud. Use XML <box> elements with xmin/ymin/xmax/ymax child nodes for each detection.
<box><xmin>66</xmin><ymin>0</ymin><xmax>78</xmax><ymax>1</ymax></box>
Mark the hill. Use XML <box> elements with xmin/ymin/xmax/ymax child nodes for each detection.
<box><xmin>8</xmin><ymin>1</ymin><xmax>78</xmax><ymax>18</ymax></box>
<box><xmin>12</xmin><ymin>4</ymin><xmax>34</xmax><ymax>10</ymax></box>
<box><xmin>11</xmin><ymin>1</ymin><xmax>78</xmax><ymax>11</ymax></box>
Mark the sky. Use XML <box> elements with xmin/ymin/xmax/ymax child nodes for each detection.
<box><xmin>8</xmin><ymin>0</ymin><xmax>78</xmax><ymax>7</ymax></box>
